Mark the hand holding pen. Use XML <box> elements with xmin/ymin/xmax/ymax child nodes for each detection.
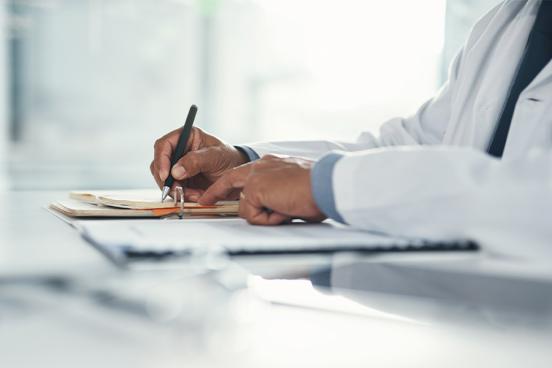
<box><xmin>150</xmin><ymin>105</ymin><xmax>250</xmax><ymax>202</ymax></box>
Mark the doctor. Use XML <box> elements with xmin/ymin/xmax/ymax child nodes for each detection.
<box><xmin>151</xmin><ymin>0</ymin><xmax>552</xmax><ymax>253</ymax></box>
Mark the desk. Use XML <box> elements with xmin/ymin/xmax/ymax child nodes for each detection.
<box><xmin>0</xmin><ymin>191</ymin><xmax>113</xmax><ymax>277</ymax></box>
<box><xmin>1</xmin><ymin>191</ymin><xmax>552</xmax><ymax>368</ymax></box>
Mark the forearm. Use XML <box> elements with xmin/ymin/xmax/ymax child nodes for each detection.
<box><xmin>310</xmin><ymin>147</ymin><xmax>552</xmax><ymax>257</ymax></box>
<box><xmin>240</xmin><ymin>138</ymin><xmax>379</xmax><ymax>161</ymax></box>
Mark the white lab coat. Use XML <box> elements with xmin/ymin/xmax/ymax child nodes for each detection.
<box><xmin>247</xmin><ymin>0</ymin><xmax>552</xmax><ymax>258</ymax></box>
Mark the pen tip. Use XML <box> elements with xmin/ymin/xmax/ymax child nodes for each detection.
<box><xmin>161</xmin><ymin>186</ymin><xmax>170</xmax><ymax>202</ymax></box>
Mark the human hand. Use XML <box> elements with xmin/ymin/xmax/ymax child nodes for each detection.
<box><xmin>150</xmin><ymin>127</ymin><xmax>248</xmax><ymax>201</ymax></box>
<box><xmin>198</xmin><ymin>155</ymin><xmax>326</xmax><ymax>225</ymax></box>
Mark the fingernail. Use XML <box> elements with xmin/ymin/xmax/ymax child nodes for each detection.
<box><xmin>159</xmin><ymin>169</ymin><xmax>168</xmax><ymax>181</ymax></box>
<box><xmin>172</xmin><ymin>165</ymin><xmax>187</xmax><ymax>179</ymax></box>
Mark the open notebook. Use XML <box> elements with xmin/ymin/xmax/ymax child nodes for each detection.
<box><xmin>49</xmin><ymin>189</ymin><xmax>239</xmax><ymax>218</ymax></box>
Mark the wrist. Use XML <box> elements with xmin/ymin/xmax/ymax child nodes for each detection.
<box><xmin>233</xmin><ymin>146</ymin><xmax>249</xmax><ymax>166</ymax></box>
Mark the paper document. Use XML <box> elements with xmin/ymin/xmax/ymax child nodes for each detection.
<box><xmin>79</xmin><ymin>218</ymin><xmax>477</xmax><ymax>261</ymax></box>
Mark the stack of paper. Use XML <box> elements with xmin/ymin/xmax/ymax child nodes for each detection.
<box><xmin>49</xmin><ymin>189</ymin><xmax>239</xmax><ymax>218</ymax></box>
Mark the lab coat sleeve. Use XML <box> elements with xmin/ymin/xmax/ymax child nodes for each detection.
<box><xmin>314</xmin><ymin>146</ymin><xmax>552</xmax><ymax>256</ymax></box>
<box><xmin>234</xmin><ymin>145</ymin><xmax>260</xmax><ymax>162</ymax></box>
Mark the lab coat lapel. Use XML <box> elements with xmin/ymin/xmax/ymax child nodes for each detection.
<box><xmin>523</xmin><ymin>59</ymin><xmax>552</xmax><ymax>96</ymax></box>
<box><xmin>502</xmin><ymin>59</ymin><xmax>552</xmax><ymax>158</ymax></box>
<box><xmin>446</xmin><ymin>1</ymin><xmax>533</xmax><ymax>149</ymax></box>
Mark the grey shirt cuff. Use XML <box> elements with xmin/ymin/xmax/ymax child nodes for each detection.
<box><xmin>235</xmin><ymin>145</ymin><xmax>260</xmax><ymax>162</ymax></box>
<box><xmin>311</xmin><ymin>152</ymin><xmax>346</xmax><ymax>223</ymax></box>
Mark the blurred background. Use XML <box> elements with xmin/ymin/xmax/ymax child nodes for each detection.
<box><xmin>0</xmin><ymin>0</ymin><xmax>499</xmax><ymax>190</ymax></box>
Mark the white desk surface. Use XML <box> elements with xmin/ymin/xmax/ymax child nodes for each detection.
<box><xmin>1</xmin><ymin>190</ymin><xmax>552</xmax><ymax>368</ymax></box>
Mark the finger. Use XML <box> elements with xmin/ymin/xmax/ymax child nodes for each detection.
<box><xmin>240</xmin><ymin>183</ymin><xmax>290</xmax><ymax>225</ymax></box>
<box><xmin>150</xmin><ymin>161</ymin><xmax>164</xmax><ymax>189</ymax></box>
<box><xmin>171</xmin><ymin>147</ymin><xmax>221</xmax><ymax>181</ymax></box>
<box><xmin>189</xmin><ymin>127</ymin><xmax>203</xmax><ymax>151</ymax></box>
<box><xmin>152</xmin><ymin>127</ymin><xmax>207</xmax><ymax>183</ymax></box>
<box><xmin>198</xmin><ymin>165</ymin><xmax>252</xmax><ymax>205</ymax></box>
<box><xmin>239</xmin><ymin>196</ymin><xmax>290</xmax><ymax>225</ymax></box>
<box><xmin>185</xmin><ymin>188</ymin><xmax>205</xmax><ymax>202</ymax></box>
<box><xmin>153</xmin><ymin>130</ymin><xmax>181</xmax><ymax>182</ymax></box>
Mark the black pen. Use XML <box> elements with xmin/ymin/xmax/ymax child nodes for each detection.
<box><xmin>161</xmin><ymin>104</ymin><xmax>198</xmax><ymax>201</ymax></box>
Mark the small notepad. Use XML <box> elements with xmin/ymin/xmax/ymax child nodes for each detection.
<box><xmin>71</xmin><ymin>189</ymin><xmax>177</xmax><ymax>209</ymax></box>
<box><xmin>50</xmin><ymin>189</ymin><xmax>239</xmax><ymax>218</ymax></box>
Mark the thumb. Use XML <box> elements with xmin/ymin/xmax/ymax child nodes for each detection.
<box><xmin>171</xmin><ymin>148</ymin><xmax>216</xmax><ymax>180</ymax></box>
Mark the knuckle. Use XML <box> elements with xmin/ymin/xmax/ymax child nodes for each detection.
<box><xmin>224</xmin><ymin>166</ymin><xmax>244</xmax><ymax>182</ymax></box>
<box><xmin>253</xmin><ymin>159</ymin><xmax>273</xmax><ymax>170</ymax></box>
<box><xmin>184</xmin><ymin>153</ymin><xmax>198</xmax><ymax>168</ymax></box>
<box><xmin>261</xmin><ymin>154</ymin><xmax>284</xmax><ymax>162</ymax></box>
<box><xmin>154</xmin><ymin>138</ymin><xmax>162</xmax><ymax>149</ymax></box>
<box><xmin>247</xmin><ymin>175</ymin><xmax>263</xmax><ymax>187</ymax></box>
<box><xmin>201</xmin><ymin>146</ymin><xmax>217</xmax><ymax>160</ymax></box>
<box><xmin>228</xmin><ymin>165</ymin><xmax>241</xmax><ymax>176</ymax></box>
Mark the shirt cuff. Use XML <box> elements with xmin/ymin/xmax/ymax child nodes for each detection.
<box><xmin>311</xmin><ymin>152</ymin><xmax>346</xmax><ymax>223</ymax></box>
<box><xmin>235</xmin><ymin>145</ymin><xmax>260</xmax><ymax>162</ymax></box>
